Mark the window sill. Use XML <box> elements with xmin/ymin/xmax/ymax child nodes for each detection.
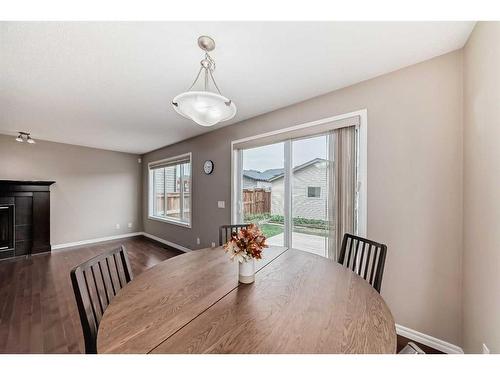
<box><xmin>148</xmin><ymin>215</ymin><xmax>192</xmax><ymax>228</ymax></box>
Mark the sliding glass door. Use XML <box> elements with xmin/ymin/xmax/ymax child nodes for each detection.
<box><xmin>240</xmin><ymin>142</ymin><xmax>285</xmax><ymax>247</ymax></box>
<box><xmin>233</xmin><ymin>116</ymin><xmax>360</xmax><ymax>259</ymax></box>
<box><xmin>291</xmin><ymin>135</ymin><xmax>329</xmax><ymax>257</ymax></box>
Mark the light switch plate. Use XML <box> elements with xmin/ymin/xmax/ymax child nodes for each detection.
<box><xmin>217</xmin><ymin>201</ymin><xmax>225</xmax><ymax>208</ymax></box>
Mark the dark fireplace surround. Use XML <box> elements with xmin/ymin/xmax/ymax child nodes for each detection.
<box><xmin>0</xmin><ymin>180</ymin><xmax>55</xmax><ymax>260</ymax></box>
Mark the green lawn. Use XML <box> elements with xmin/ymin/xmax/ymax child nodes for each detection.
<box><xmin>255</xmin><ymin>222</ymin><xmax>328</xmax><ymax>239</ymax></box>
<box><xmin>249</xmin><ymin>219</ymin><xmax>327</xmax><ymax>239</ymax></box>
<box><xmin>259</xmin><ymin>223</ymin><xmax>284</xmax><ymax>238</ymax></box>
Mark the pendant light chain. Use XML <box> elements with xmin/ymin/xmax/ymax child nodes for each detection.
<box><xmin>208</xmin><ymin>65</ymin><xmax>223</xmax><ymax>96</ymax></box>
<box><xmin>185</xmin><ymin>51</ymin><xmax>222</xmax><ymax>95</ymax></box>
<box><xmin>187</xmin><ymin>66</ymin><xmax>204</xmax><ymax>91</ymax></box>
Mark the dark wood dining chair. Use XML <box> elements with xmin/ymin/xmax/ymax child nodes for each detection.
<box><xmin>219</xmin><ymin>224</ymin><xmax>250</xmax><ymax>246</ymax></box>
<box><xmin>70</xmin><ymin>245</ymin><xmax>133</xmax><ymax>354</ymax></box>
<box><xmin>338</xmin><ymin>233</ymin><xmax>387</xmax><ymax>293</ymax></box>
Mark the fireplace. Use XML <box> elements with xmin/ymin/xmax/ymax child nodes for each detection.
<box><xmin>0</xmin><ymin>204</ymin><xmax>14</xmax><ymax>254</ymax></box>
<box><xmin>0</xmin><ymin>180</ymin><xmax>55</xmax><ymax>260</ymax></box>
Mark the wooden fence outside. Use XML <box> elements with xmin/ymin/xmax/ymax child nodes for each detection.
<box><xmin>243</xmin><ymin>188</ymin><xmax>271</xmax><ymax>215</ymax></box>
<box><xmin>155</xmin><ymin>192</ymin><xmax>190</xmax><ymax>218</ymax></box>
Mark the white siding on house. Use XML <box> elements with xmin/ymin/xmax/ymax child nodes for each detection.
<box><xmin>154</xmin><ymin>168</ymin><xmax>164</xmax><ymax>193</ymax></box>
<box><xmin>165</xmin><ymin>166</ymin><xmax>176</xmax><ymax>192</ymax></box>
<box><xmin>154</xmin><ymin>166</ymin><xmax>178</xmax><ymax>194</ymax></box>
<box><xmin>243</xmin><ymin>176</ymin><xmax>257</xmax><ymax>189</ymax></box>
<box><xmin>271</xmin><ymin>161</ymin><xmax>328</xmax><ymax>220</ymax></box>
<box><xmin>256</xmin><ymin>181</ymin><xmax>272</xmax><ymax>190</ymax></box>
<box><xmin>271</xmin><ymin>178</ymin><xmax>285</xmax><ymax>216</ymax></box>
<box><xmin>243</xmin><ymin>176</ymin><xmax>272</xmax><ymax>190</ymax></box>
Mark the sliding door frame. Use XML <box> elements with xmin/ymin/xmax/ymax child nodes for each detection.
<box><xmin>230</xmin><ymin>109</ymin><xmax>368</xmax><ymax>244</ymax></box>
<box><xmin>283</xmin><ymin>140</ymin><xmax>292</xmax><ymax>248</ymax></box>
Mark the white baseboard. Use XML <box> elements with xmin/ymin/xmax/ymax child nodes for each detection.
<box><xmin>396</xmin><ymin>324</ymin><xmax>464</xmax><ymax>354</ymax></box>
<box><xmin>141</xmin><ymin>232</ymin><xmax>191</xmax><ymax>253</ymax></box>
<box><xmin>52</xmin><ymin>231</ymin><xmax>192</xmax><ymax>253</ymax></box>
<box><xmin>52</xmin><ymin>232</ymin><xmax>143</xmax><ymax>250</ymax></box>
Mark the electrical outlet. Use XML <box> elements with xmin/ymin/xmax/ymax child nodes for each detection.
<box><xmin>217</xmin><ymin>201</ymin><xmax>225</xmax><ymax>209</ymax></box>
<box><xmin>115</xmin><ymin>223</ymin><xmax>120</xmax><ymax>229</ymax></box>
<box><xmin>128</xmin><ymin>222</ymin><xmax>132</xmax><ymax>228</ymax></box>
<box><xmin>196</xmin><ymin>237</ymin><xmax>200</xmax><ymax>245</ymax></box>
<box><xmin>482</xmin><ymin>343</ymin><xmax>490</xmax><ymax>354</ymax></box>
<box><xmin>211</xmin><ymin>242</ymin><xmax>216</xmax><ymax>248</ymax></box>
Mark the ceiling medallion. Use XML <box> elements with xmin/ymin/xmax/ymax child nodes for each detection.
<box><xmin>172</xmin><ymin>36</ymin><xmax>236</xmax><ymax>127</ymax></box>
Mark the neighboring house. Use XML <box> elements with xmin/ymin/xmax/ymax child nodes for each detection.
<box><xmin>244</xmin><ymin>159</ymin><xmax>328</xmax><ymax>220</ymax></box>
<box><xmin>154</xmin><ymin>166</ymin><xmax>191</xmax><ymax>195</ymax></box>
<box><xmin>153</xmin><ymin>166</ymin><xmax>191</xmax><ymax>217</ymax></box>
<box><xmin>269</xmin><ymin>158</ymin><xmax>327</xmax><ymax>220</ymax></box>
<box><xmin>242</xmin><ymin>169</ymin><xmax>281</xmax><ymax>190</ymax></box>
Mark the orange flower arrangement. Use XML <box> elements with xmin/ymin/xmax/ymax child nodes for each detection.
<box><xmin>223</xmin><ymin>224</ymin><xmax>268</xmax><ymax>263</ymax></box>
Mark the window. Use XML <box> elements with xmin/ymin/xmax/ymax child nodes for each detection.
<box><xmin>307</xmin><ymin>186</ymin><xmax>321</xmax><ymax>198</ymax></box>
<box><xmin>148</xmin><ymin>153</ymin><xmax>191</xmax><ymax>227</ymax></box>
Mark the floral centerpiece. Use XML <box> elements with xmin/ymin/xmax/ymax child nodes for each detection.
<box><xmin>223</xmin><ymin>224</ymin><xmax>268</xmax><ymax>283</ymax></box>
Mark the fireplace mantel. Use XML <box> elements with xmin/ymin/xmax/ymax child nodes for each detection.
<box><xmin>0</xmin><ymin>180</ymin><xmax>55</xmax><ymax>260</ymax></box>
<box><xmin>0</xmin><ymin>180</ymin><xmax>55</xmax><ymax>189</ymax></box>
<box><xmin>0</xmin><ymin>180</ymin><xmax>55</xmax><ymax>184</ymax></box>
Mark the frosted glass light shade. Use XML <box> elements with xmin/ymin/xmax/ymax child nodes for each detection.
<box><xmin>173</xmin><ymin>91</ymin><xmax>236</xmax><ymax>127</ymax></box>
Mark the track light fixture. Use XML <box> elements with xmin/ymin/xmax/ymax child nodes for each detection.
<box><xmin>15</xmin><ymin>132</ymin><xmax>36</xmax><ymax>144</ymax></box>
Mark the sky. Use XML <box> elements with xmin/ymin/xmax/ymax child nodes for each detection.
<box><xmin>242</xmin><ymin>136</ymin><xmax>328</xmax><ymax>171</ymax></box>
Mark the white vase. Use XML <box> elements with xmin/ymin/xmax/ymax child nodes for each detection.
<box><xmin>238</xmin><ymin>258</ymin><xmax>255</xmax><ymax>284</ymax></box>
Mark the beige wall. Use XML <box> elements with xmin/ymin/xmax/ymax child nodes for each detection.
<box><xmin>463</xmin><ymin>22</ymin><xmax>500</xmax><ymax>354</ymax></box>
<box><xmin>143</xmin><ymin>50</ymin><xmax>464</xmax><ymax>345</ymax></box>
<box><xmin>0</xmin><ymin>135</ymin><xmax>142</xmax><ymax>245</ymax></box>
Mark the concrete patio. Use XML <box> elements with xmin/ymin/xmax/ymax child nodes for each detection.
<box><xmin>267</xmin><ymin>231</ymin><xmax>327</xmax><ymax>257</ymax></box>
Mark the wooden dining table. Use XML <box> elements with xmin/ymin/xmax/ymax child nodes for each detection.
<box><xmin>97</xmin><ymin>246</ymin><xmax>396</xmax><ymax>354</ymax></box>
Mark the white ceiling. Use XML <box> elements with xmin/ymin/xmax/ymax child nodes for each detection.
<box><xmin>0</xmin><ymin>22</ymin><xmax>475</xmax><ymax>154</ymax></box>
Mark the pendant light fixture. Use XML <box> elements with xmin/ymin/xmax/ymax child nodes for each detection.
<box><xmin>172</xmin><ymin>36</ymin><xmax>236</xmax><ymax>127</ymax></box>
<box><xmin>15</xmin><ymin>132</ymin><xmax>36</xmax><ymax>144</ymax></box>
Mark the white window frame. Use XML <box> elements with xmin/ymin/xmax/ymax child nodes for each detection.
<box><xmin>148</xmin><ymin>152</ymin><xmax>192</xmax><ymax>228</ymax></box>
<box><xmin>230</xmin><ymin>109</ymin><xmax>367</xmax><ymax>242</ymax></box>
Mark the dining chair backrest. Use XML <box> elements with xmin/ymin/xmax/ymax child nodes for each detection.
<box><xmin>338</xmin><ymin>233</ymin><xmax>387</xmax><ymax>293</ymax></box>
<box><xmin>219</xmin><ymin>224</ymin><xmax>250</xmax><ymax>246</ymax></box>
<box><xmin>70</xmin><ymin>245</ymin><xmax>133</xmax><ymax>354</ymax></box>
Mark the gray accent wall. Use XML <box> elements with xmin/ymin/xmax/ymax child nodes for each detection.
<box><xmin>0</xmin><ymin>134</ymin><xmax>142</xmax><ymax>246</ymax></box>
<box><xmin>142</xmin><ymin>50</ymin><xmax>464</xmax><ymax>346</ymax></box>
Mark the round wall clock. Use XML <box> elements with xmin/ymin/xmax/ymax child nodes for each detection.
<box><xmin>203</xmin><ymin>160</ymin><xmax>214</xmax><ymax>175</ymax></box>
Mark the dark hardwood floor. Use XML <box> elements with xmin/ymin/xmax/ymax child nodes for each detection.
<box><xmin>0</xmin><ymin>235</ymin><xmax>443</xmax><ymax>354</ymax></box>
<box><xmin>0</xmin><ymin>236</ymin><xmax>182</xmax><ymax>354</ymax></box>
